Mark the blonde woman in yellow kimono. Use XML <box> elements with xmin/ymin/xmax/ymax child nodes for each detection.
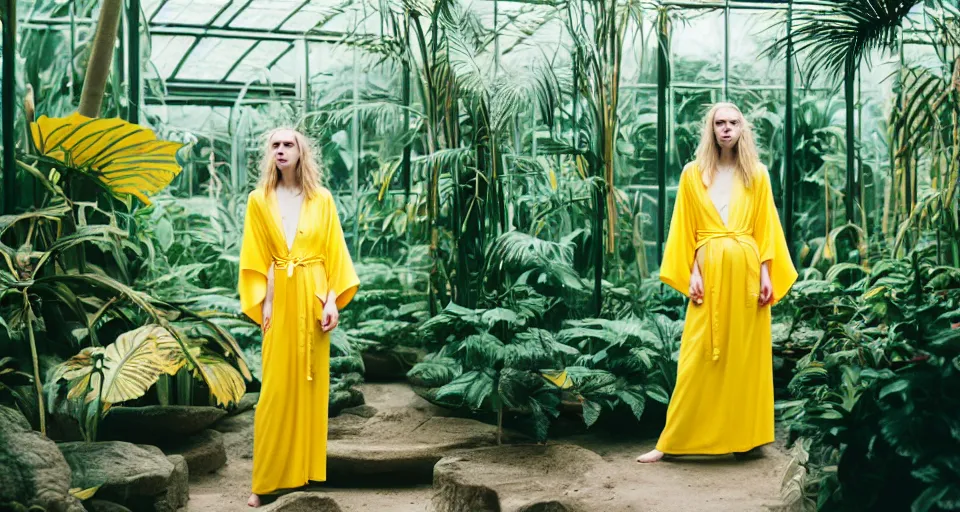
<box><xmin>637</xmin><ymin>103</ymin><xmax>797</xmax><ymax>464</ymax></box>
<box><xmin>238</xmin><ymin>128</ymin><xmax>359</xmax><ymax>506</ymax></box>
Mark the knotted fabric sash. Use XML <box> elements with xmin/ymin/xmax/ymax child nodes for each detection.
<box><xmin>694</xmin><ymin>229</ymin><xmax>760</xmax><ymax>362</ymax></box>
<box><xmin>273</xmin><ymin>254</ymin><xmax>326</xmax><ymax>381</ymax></box>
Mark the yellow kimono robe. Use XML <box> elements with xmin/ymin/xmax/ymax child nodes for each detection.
<box><xmin>238</xmin><ymin>186</ymin><xmax>359</xmax><ymax>494</ymax></box>
<box><xmin>657</xmin><ymin>162</ymin><xmax>797</xmax><ymax>455</ymax></box>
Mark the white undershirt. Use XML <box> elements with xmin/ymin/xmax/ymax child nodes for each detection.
<box><xmin>276</xmin><ymin>186</ymin><xmax>304</xmax><ymax>250</ymax></box>
<box><xmin>708</xmin><ymin>166</ymin><xmax>735</xmax><ymax>226</ymax></box>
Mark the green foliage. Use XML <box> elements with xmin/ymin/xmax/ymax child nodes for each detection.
<box><xmin>408</xmin><ymin>271</ymin><xmax>680</xmax><ymax>441</ymax></box>
<box><xmin>339</xmin><ymin>260</ymin><xmax>429</xmax><ymax>355</ymax></box>
<box><xmin>778</xmin><ymin>251</ymin><xmax>960</xmax><ymax>512</ymax></box>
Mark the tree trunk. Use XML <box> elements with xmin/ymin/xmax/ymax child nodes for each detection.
<box><xmin>78</xmin><ymin>0</ymin><xmax>123</xmax><ymax>118</ymax></box>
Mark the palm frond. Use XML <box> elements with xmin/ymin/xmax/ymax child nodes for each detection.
<box><xmin>768</xmin><ymin>0</ymin><xmax>919</xmax><ymax>83</ymax></box>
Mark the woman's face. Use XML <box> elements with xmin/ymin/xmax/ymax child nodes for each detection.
<box><xmin>270</xmin><ymin>130</ymin><xmax>301</xmax><ymax>175</ymax></box>
<box><xmin>713</xmin><ymin>107</ymin><xmax>742</xmax><ymax>150</ymax></box>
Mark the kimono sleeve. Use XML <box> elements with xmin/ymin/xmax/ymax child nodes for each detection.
<box><xmin>659</xmin><ymin>167</ymin><xmax>698</xmax><ymax>297</ymax></box>
<box><xmin>753</xmin><ymin>166</ymin><xmax>798</xmax><ymax>305</ymax></box>
<box><xmin>238</xmin><ymin>192</ymin><xmax>271</xmax><ymax>325</ymax></box>
<box><xmin>321</xmin><ymin>192</ymin><xmax>360</xmax><ymax>310</ymax></box>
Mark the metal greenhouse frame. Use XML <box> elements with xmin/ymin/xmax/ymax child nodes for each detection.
<box><xmin>0</xmin><ymin>0</ymin><xmax>944</xmax><ymax>264</ymax></box>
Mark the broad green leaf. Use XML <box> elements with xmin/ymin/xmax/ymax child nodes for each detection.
<box><xmin>618</xmin><ymin>388</ymin><xmax>647</xmax><ymax>421</ymax></box>
<box><xmin>879</xmin><ymin>380</ymin><xmax>910</xmax><ymax>400</ymax></box>
<box><xmin>408</xmin><ymin>357</ymin><xmax>462</xmax><ymax>387</ymax></box>
<box><xmin>582</xmin><ymin>399</ymin><xmax>602</xmax><ymax>427</ymax></box>
<box><xmin>645</xmin><ymin>385</ymin><xmax>670</xmax><ymax>405</ymax></box>
<box><xmin>435</xmin><ymin>370</ymin><xmax>495</xmax><ymax>410</ymax></box>
<box><xmin>911</xmin><ymin>485</ymin><xmax>950</xmax><ymax>512</ymax></box>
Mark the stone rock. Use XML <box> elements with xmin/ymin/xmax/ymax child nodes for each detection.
<box><xmin>0</xmin><ymin>405</ymin><xmax>85</xmax><ymax>512</ymax></box>
<box><xmin>329</xmin><ymin>387</ymin><xmax>364</xmax><ymax>417</ymax></box>
<box><xmin>327</xmin><ymin>413</ymin><xmax>368</xmax><ymax>440</ymax></box>
<box><xmin>265</xmin><ymin>492</ymin><xmax>342</xmax><ymax>512</ymax></box>
<box><xmin>153</xmin><ymin>454</ymin><xmax>189</xmax><ymax>512</ymax></box>
<box><xmin>329</xmin><ymin>415</ymin><xmax>515</xmax><ymax>484</ymax></box>
<box><xmin>326</xmin><ymin>384</ymin><xmax>524</xmax><ymax>485</ymax></box>
<box><xmin>229</xmin><ymin>393</ymin><xmax>259</xmax><ymax>417</ymax></box>
<box><xmin>361</xmin><ymin>346</ymin><xmax>424</xmax><ymax>381</ymax></box>
<box><xmin>212</xmin><ymin>410</ymin><xmax>255</xmax><ymax>460</ymax></box>
<box><xmin>84</xmin><ymin>499</ymin><xmax>132</xmax><ymax>512</ymax></box>
<box><xmin>58</xmin><ymin>441</ymin><xmax>183</xmax><ymax>511</ymax></box>
<box><xmin>98</xmin><ymin>405</ymin><xmax>227</xmax><ymax>444</ymax></box>
<box><xmin>433</xmin><ymin>444</ymin><xmax>603</xmax><ymax>512</ymax></box>
<box><xmin>161</xmin><ymin>429</ymin><xmax>227</xmax><ymax>478</ymax></box>
<box><xmin>341</xmin><ymin>405</ymin><xmax>377</xmax><ymax>418</ymax></box>
<box><xmin>212</xmin><ymin>409</ymin><xmax>254</xmax><ymax>434</ymax></box>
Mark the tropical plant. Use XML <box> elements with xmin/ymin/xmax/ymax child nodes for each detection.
<box><xmin>777</xmin><ymin>250</ymin><xmax>960</xmax><ymax>511</ymax></box>
<box><xmin>45</xmin><ymin>324</ymin><xmax>245</xmax><ymax>441</ymax></box>
<box><xmin>408</xmin><ymin>299</ymin><xmax>577</xmax><ymax>442</ymax></box>
<box><xmin>0</xmin><ymin>114</ymin><xmax>249</xmax><ymax>436</ymax></box>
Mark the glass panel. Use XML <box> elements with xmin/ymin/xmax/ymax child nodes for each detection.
<box><xmin>151</xmin><ymin>0</ymin><xmax>231</xmax><ymax>25</ymax></box>
<box><xmin>268</xmin><ymin>48</ymin><xmax>299</xmax><ymax>83</ymax></box>
<box><xmin>728</xmin><ymin>9</ymin><xmax>786</xmax><ymax>86</ymax></box>
<box><xmin>174</xmin><ymin>37</ymin><xmax>257</xmax><ymax>81</ymax></box>
<box><xmin>280</xmin><ymin>2</ymin><xmax>332</xmax><ymax>32</ymax></box>
<box><xmin>229</xmin><ymin>0</ymin><xmax>303</xmax><ymax>30</ymax></box>
<box><xmin>621</xmin><ymin>11</ymin><xmax>658</xmax><ymax>84</ymax></box>
<box><xmin>497</xmin><ymin>3</ymin><xmax>567</xmax><ymax>69</ymax></box>
<box><xmin>670</xmin><ymin>8</ymin><xmax>724</xmax><ymax>85</ymax></box>
<box><xmin>618</xmin><ymin>89</ymin><xmax>659</xmax><ymax>275</ymax></box>
<box><xmin>791</xmin><ymin>89</ymin><xmax>847</xmax><ymax>267</ymax></box>
<box><xmin>858</xmin><ymin>49</ymin><xmax>898</xmax><ymax>239</ymax></box>
<box><xmin>150</xmin><ymin>35</ymin><xmax>197</xmax><ymax>78</ymax></box>
<box><xmin>672</xmin><ymin>87</ymin><xmax>720</xmax><ymax>169</ymax></box>
<box><xmin>211</xmin><ymin>0</ymin><xmax>248</xmax><ymax>27</ymax></box>
<box><xmin>728</xmin><ymin>88</ymin><xmax>787</xmax><ymax>201</ymax></box>
<box><xmin>317</xmin><ymin>7</ymin><xmax>381</xmax><ymax>35</ymax></box>
<box><xmin>145</xmin><ymin>105</ymin><xmax>232</xmax><ymax>134</ymax></box>
<box><xmin>225</xmin><ymin>41</ymin><xmax>292</xmax><ymax>82</ymax></box>
<box><xmin>307</xmin><ymin>42</ymin><xmax>356</xmax><ymax>77</ymax></box>
<box><xmin>141</xmin><ymin>0</ymin><xmax>165</xmax><ymax>20</ymax></box>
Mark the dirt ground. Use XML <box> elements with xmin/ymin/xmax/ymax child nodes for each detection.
<box><xmin>186</xmin><ymin>383</ymin><xmax>794</xmax><ymax>512</ymax></box>
<box><xmin>187</xmin><ymin>458</ymin><xmax>435</xmax><ymax>512</ymax></box>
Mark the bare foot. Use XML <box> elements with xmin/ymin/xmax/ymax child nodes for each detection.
<box><xmin>636</xmin><ymin>449</ymin><xmax>664</xmax><ymax>463</ymax></box>
<box><xmin>247</xmin><ymin>493</ymin><xmax>261</xmax><ymax>508</ymax></box>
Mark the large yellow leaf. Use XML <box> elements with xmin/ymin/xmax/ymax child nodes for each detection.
<box><xmin>541</xmin><ymin>369</ymin><xmax>572</xmax><ymax>389</ymax></box>
<box><xmin>99</xmin><ymin>325</ymin><xmax>172</xmax><ymax>404</ymax></box>
<box><xmin>30</xmin><ymin>112</ymin><xmax>184</xmax><ymax>205</ymax></box>
<box><xmin>50</xmin><ymin>346</ymin><xmax>105</xmax><ymax>402</ymax></box>
<box><xmin>52</xmin><ymin>323</ymin><xmax>244</xmax><ymax>410</ymax></box>
<box><xmin>69</xmin><ymin>485</ymin><xmax>101</xmax><ymax>500</ymax></box>
<box><xmin>190</xmin><ymin>353</ymin><xmax>246</xmax><ymax>408</ymax></box>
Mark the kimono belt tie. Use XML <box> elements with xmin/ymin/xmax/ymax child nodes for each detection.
<box><xmin>274</xmin><ymin>254</ymin><xmax>326</xmax><ymax>381</ymax></box>
<box><xmin>694</xmin><ymin>229</ymin><xmax>760</xmax><ymax>363</ymax></box>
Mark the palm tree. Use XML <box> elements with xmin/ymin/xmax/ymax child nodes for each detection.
<box><xmin>770</xmin><ymin>0</ymin><xmax>958</xmax><ymax>261</ymax></box>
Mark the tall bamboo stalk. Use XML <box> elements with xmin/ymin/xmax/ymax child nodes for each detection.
<box><xmin>78</xmin><ymin>0</ymin><xmax>123</xmax><ymax>117</ymax></box>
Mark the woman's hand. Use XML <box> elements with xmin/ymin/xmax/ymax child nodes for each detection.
<box><xmin>262</xmin><ymin>264</ymin><xmax>275</xmax><ymax>334</ymax></box>
<box><xmin>262</xmin><ymin>299</ymin><xmax>273</xmax><ymax>333</ymax></box>
<box><xmin>689</xmin><ymin>264</ymin><xmax>704</xmax><ymax>305</ymax></box>
<box><xmin>321</xmin><ymin>290</ymin><xmax>339</xmax><ymax>332</ymax></box>
<box><xmin>759</xmin><ymin>263</ymin><xmax>773</xmax><ymax>307</ymax></box>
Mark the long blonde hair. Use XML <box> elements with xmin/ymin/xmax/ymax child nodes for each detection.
<box><xmin>256</xmin><ymin>127</ymin><xmax>324</xmax><ymax>199</ymax></box>
<box><xmin>694</xmin><ymin>102</ymin><xmax>761</xmax><ymax>189</ymax></box>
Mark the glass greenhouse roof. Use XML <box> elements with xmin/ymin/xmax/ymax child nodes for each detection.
<box><xmin>17</xmin><ymin>0</ymin><xmax>940</xmax><ymax>92</ymax></box>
